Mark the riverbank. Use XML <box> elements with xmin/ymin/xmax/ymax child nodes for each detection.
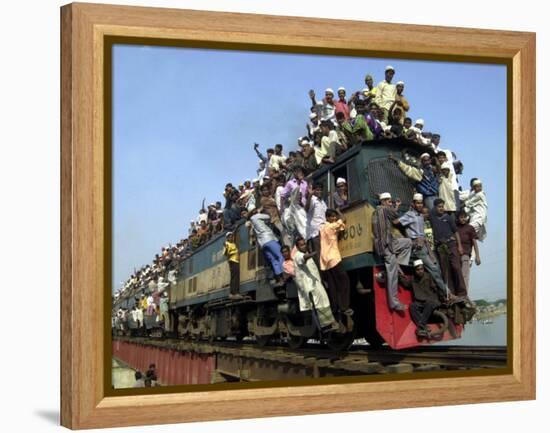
<box><xmin>473</xmin><ymin>306</ymin><xmax>507</xmax><ymax>321</ymax></box>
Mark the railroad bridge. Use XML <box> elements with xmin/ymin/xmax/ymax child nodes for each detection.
<box><xmin>113</xmin><ymin>337</ymin><xmax>507</xmax><ymax>385</ymax></box>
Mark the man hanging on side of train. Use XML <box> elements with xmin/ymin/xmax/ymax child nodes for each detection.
<box><xmin>248</xmin><ymin>208</ymin><xmax>285</xmax><ymax>286</ymax></box>
<box><xmin>372</xmin><ymin>192</ymin><xmax>413</xmax><ymax>312</ymax></box>
<box><xmin>293</xmin><ymin>237</ymin><xmax>341</xmax><ymax>333</ymax></box>
<box><xmin>398</xmin><ymin>260</ymin><xmax>442</xmax><ymax>338</ymax></box>
<box><xmin>398</xmin><ymin>192</ymin><xmax>454</xmax><ymax>301</ymax></box>
<box><xmin>430</xmin><ymin>198</ymin><xmax>468</xmax><ymax>297</ymax></box>
<box><xmin>319</xmin><ymin>208</ymin><xmax>353</xmax><ymax>319</ymax></box>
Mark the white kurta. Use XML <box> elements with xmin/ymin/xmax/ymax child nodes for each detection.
<box><xmin>293</xmin><ymin>251</ymin><xmax>331</xmax><ymax>312</ymax></box>
<box><xmin>460</xmin><ymin>190</ymin><xmax>488</xmax><ymax>241</ymax></box>
<box><xmin>439</xmin><ymin>175</ymin><xmax>456</xmax><ymax>212</ymax></box>
<box><xmin>282</xmin><ymin>187</ymin><xmax>307</xmax><ymax>238</ymax></box>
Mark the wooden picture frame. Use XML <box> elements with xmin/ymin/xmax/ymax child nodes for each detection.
<box><xmin>60</xmin><ymin>2</ymin><xmax>536</xmax><ymax>429</ymax></box>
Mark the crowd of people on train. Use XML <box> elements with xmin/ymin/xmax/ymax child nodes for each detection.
<box><xmin>113</xmin><ymin>65</ymin><xmax>488</xmax><ymax>338</ymax></box>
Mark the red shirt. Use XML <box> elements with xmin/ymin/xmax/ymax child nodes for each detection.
<box><xmin>335</xmin><ymin>99</ymin><xmax>350</xmax><ymax>120</ymax></box>
<box><xmin>457</xmin><ymin>223</ymin><xmax>478</xmax><ymax>256</ymax></box>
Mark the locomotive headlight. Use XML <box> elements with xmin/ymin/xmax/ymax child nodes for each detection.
<box><xmin>375</xmin><ymin>271</ymin><xmax>386</xmax><ymax>284</ymax></box>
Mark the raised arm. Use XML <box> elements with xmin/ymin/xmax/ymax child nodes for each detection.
<box><xmin>254</xmin><ymin>143</ymin><xmax>267</xmax><ymax>162</ymax></box>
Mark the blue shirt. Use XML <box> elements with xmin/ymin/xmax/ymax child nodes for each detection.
<box><xmin>398</xmin><ymin>209</ymin><xmax>425</xmax><ymax>239</ymax></box>
<box><xmin>417</xmin><ymin>165</ymin><xmax>439</xmax><ymax>197</ymax></box>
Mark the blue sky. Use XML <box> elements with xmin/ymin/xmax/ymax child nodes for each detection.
<box><xmin>112</xmin><ymin>45</ymin><xmax>507</xmax><ymax>301</ymax></box>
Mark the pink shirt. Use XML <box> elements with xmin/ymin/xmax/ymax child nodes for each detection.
<box><xmin>335</xmin><ymin>99</ymin><xmax>350</xmax><ymax>120</ymax></box>
<box><xmin>319</xmin><ymin>219</ymin><xmax>346</xmax><ymax>270</ymax></box>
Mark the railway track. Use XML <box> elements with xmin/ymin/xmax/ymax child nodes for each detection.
<box><xmin>114</xmin><ymin>336</ymin><xmax>507</xmax><ymax>382</ymax></box>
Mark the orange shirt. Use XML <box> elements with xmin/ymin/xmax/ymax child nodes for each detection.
<box><xmin>319</xmin><ymin>219</ymin><xmax>345</xmax><ymax>270</ymax></box>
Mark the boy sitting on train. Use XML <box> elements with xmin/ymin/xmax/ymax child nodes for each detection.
<box><xmin>398</xmin><ymin>259</ymin><xmax>442</xmax><ymax>338</ymax></box>
<box><xmin>248</xmin><ymin>208</ymin><xmax>285</xmax><ymax>286</ymax></box>
<box><xmin>293</xmin><ymin>237</ymin><xmax>340</xmax><ymax>333</ymax></box>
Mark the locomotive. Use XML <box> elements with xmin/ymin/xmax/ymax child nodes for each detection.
<box><xmin>113</xmin><ymin>137</ymin><xmax>475</xmax><ymax>350</ymax></box>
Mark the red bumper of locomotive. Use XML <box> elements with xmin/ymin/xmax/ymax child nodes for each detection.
<box><xmin>372</xmin><ymin>266</ymin><xmax>463</xmax><ymax>349</ymax></box>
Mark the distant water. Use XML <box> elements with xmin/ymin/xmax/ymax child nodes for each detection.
<box><xmin>441</xmin><ymin>313</ymin><xmax>507</xmax><ymax>346</ymax></box>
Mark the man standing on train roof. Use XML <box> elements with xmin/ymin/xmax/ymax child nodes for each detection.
<box><xmin>309</xmin><ymin>88</ymin><xmax>337</xmax><ymax>124</ymax></box>
<box><xmin>372</xmin><ymin>192</ymin><xmax>412</xmax><ymax>312</ymax></box>
<box><xmin>334</xmin><ymin>87</ymin><xmax>350</xmax><ymax>120</ymax></box>
<box><xmin>249</xmin><ymin>208</ymin><xmax>285</xmax><ymax>286</ymax></box>
<box><xmin>223</xmin><ymin>232</ymin><xmax>242</xmax><ymax>300</ymax></box>
<box><xmin>362</xmin><ymin>73</ymin><xmax>377</xmax><ymax>105</ymax></box>
<box><xmin>398</xmin><ymin>260</ymin><xmax>442</xmax><ymax>338</ymax></box>
<box><xmin>430</xmin><ymin>198</ymin><xmax>468</xmax><ymax>297</ymax></box>
<box><xmin>398</xmin><ymin>193</ymin><xmax>453</xmax><ymax>300</ymax></box>
<box><xmin>374</xmin><ymin>65</ymin><xmax>397</xmax><ymax>123</ymax></box>
<box><xmin>392</xmin><ymin>80</ymin><xmax>410</xmax><ymax>124</ymax></box>
<box><xmin>268</xmin><ymin>144</ymin><xmax>286</xmax><ymax>176</ymax></box>
<box><xmin>459</xmin><ymin>178</ymin><xmax>488</xmax><ymax>241</ymax></box>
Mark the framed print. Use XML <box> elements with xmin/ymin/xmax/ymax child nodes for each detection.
<box><xmin>60</xmin><ymin>2</ymin><xmax>535</xmax><ymax>429</ymax></box>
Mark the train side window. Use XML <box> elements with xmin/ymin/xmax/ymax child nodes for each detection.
<box><xmin>331</xmin><ymin>160</ymin><xmax>360</xmax><ymax>207</ymax></box>
<box><xmin>347</xmin><ymin>160</ymin><xmax>361</xmax><ymax>203</ymax></box>
<box><xmin>188</xmin><ymin>258</ymin><xmax>193</xmax><ymax>274</ymax></box>
<box><xmin>193</xmin><ymin>277</ymin><xmax>197</xmax><ymax>293</ymax></box>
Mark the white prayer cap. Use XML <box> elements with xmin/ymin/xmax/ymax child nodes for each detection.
<box><xmin>441</xmin><ymin>161</ymin><xmax>452</xmax><ymax>170</ymax></box>
<box><xmin>190</xmin><ymin>220</ymin><xmax>195</xmax><ymax>223</ymax></box>
<box><xmin>396</xmin><ymin>80</ymin><xmax>405</xmax><ymax>86</ymax></box>
<box><xmin>379</xmin><ymin>192</ymin><xmax>392</xmax><ymax>200</ymax></box>
<box><xmin>362</xmin><ymin>87</ymin><xmax>370</xmax><ymax>94</ymax></box>
<box><xmin>385</xmin><ymin>65</ymin><xmax>395</xmax><ymax>71</ymax></box>
<box><xmin>413</xmin><ymin>193</ymin><xmax>423</xmax><ymax>202</ymax></box>
<box><xmin>225</xmin><ymin>232</ymin><xmax>233</xmax><ymax>238</ymax></box>
<box><xmin>325</xmin><ymin>88</ymin><xmax>334</xmax><ymax>94</ymax></box>
<box><xmin>301</xmin><ymin>139</ymin><xmax>311</xmax><ymax>146</ymax></box>
<box><xmin>253</xmin><ymin>178</ymin><xmax>259</xmax><ymax>183</ymax></box>
<box><xmin>337</xmin><ymin>86</ymin><xmax>346</xmax><ymax>92</ymax></box>
<box><xmin>259</xmin><ymin>159</ymin><xmax>264</xmax><ymax>164</ymax></box>
<box><xmin>420</xmin><ymin>153</ymin><xmax>431</xmax><ymax>160</ymax></box>
<box><xmin>413</xmin><ymin>259</ymin><xmax>424</xmax><ymax>268</ymax></box>
<box><xmin>309</xmin><ymin>112</ymin><xmax>318</xmax><ymax>119</ymax></box>
<box><xmin>336</xmin><ymin>177</ymin><xmax>347</xmax><ymax>185</ymax></box>
<box><xmin>472</xmin><ymin>179</ymin><xmax>482</xmax><ymax>186</ymax></box>
<box><xmin>415</xmin><ymin>118</ymin><xmax>425</xmax><ymax>126</ymax></box>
